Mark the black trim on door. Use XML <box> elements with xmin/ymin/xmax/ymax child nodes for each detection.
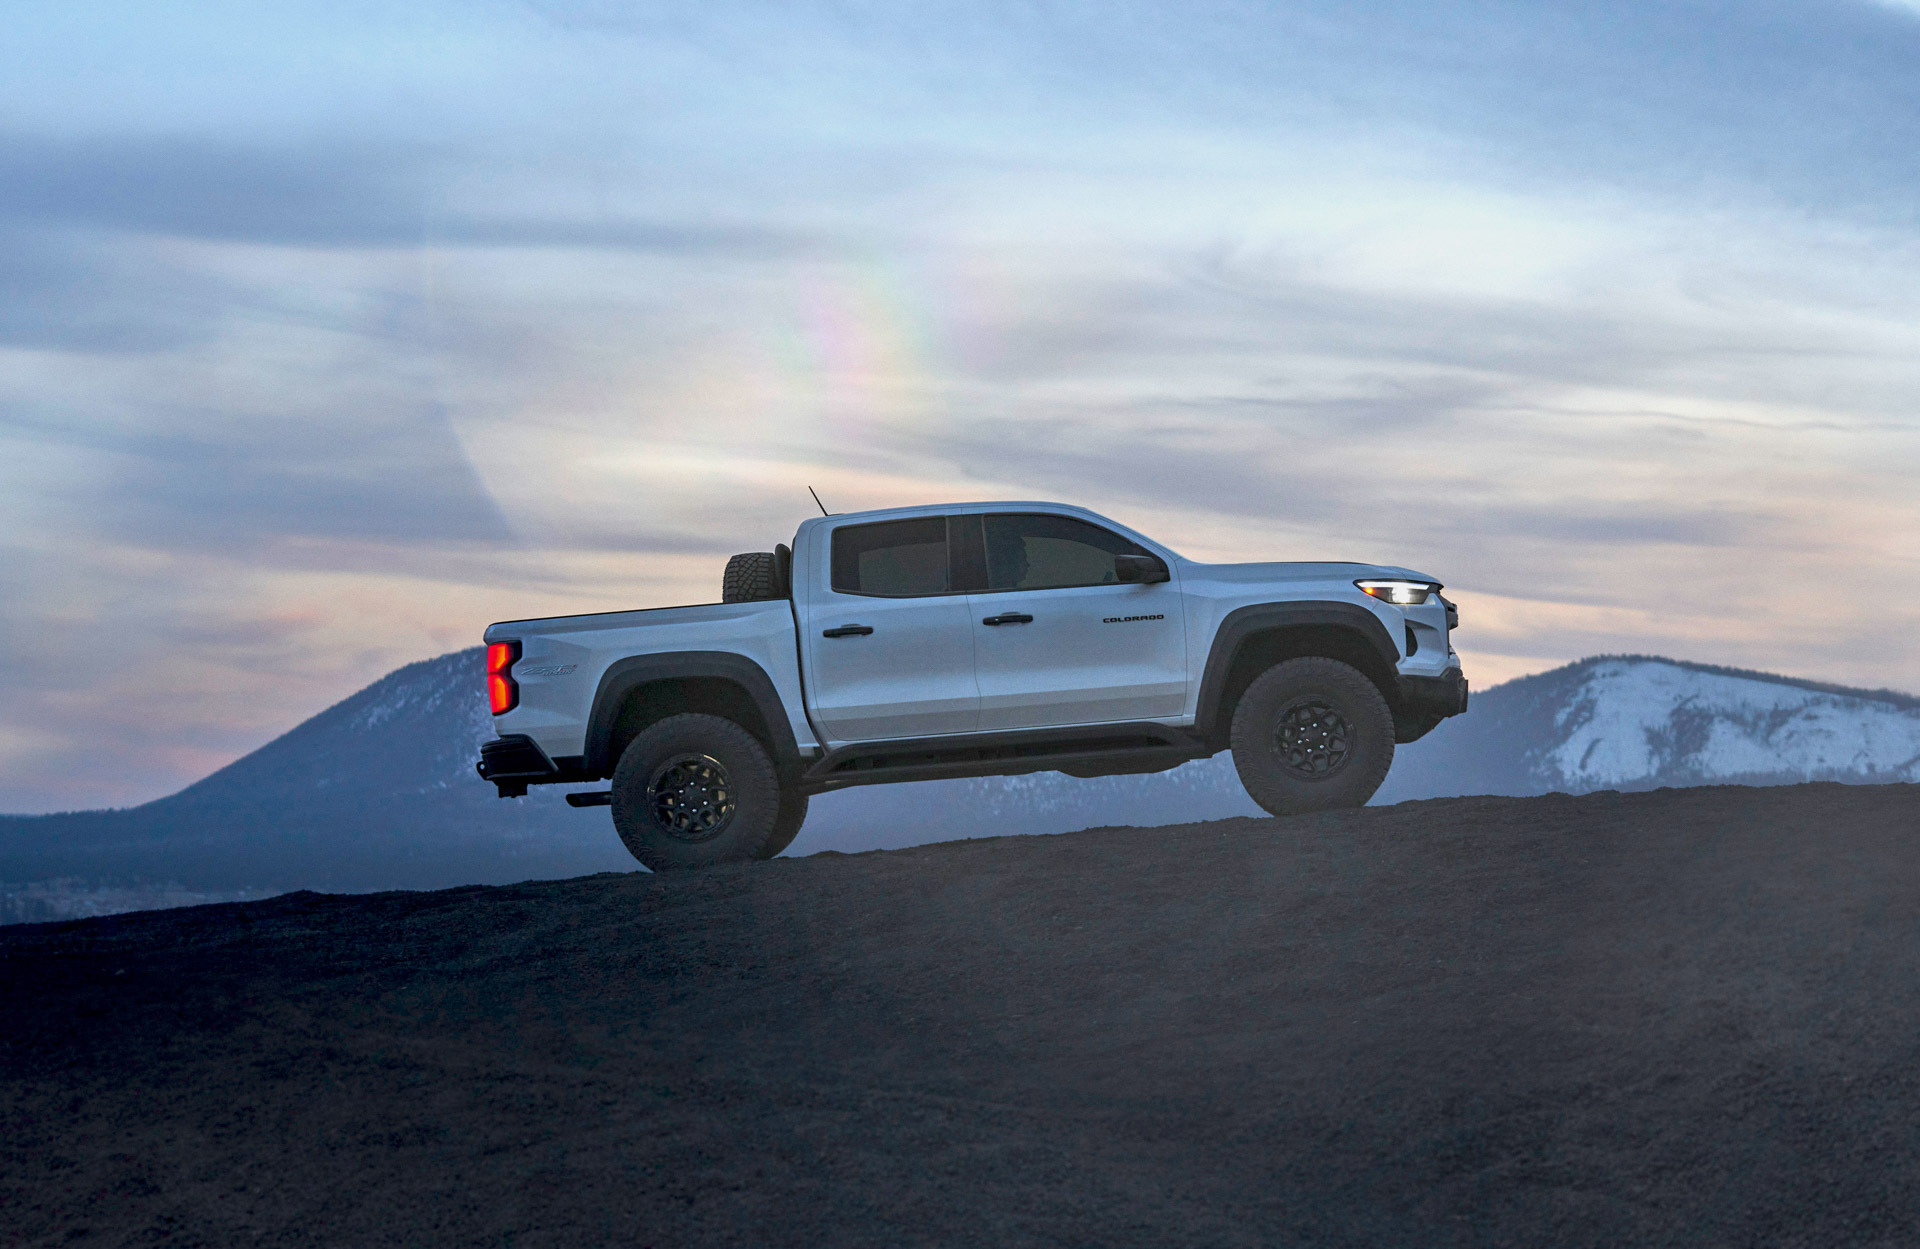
<box><xmin>950</xmin><ymin>513</ymin><xmax>987</xmax><ymax>592</ymax></box>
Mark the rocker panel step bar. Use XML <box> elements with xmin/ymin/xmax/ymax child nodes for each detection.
<box><xmin>799</xmin><ymin>722</ymin><xmax>1209</xmax><ymax>793</ymax></box>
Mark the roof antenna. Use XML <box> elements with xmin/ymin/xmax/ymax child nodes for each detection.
<box><xmin>808</xmin><ymin>486</ymin><xmax>831</xmax><ymax>517</ymax></box>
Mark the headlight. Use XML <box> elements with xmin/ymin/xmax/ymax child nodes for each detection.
<box><xmin>1356</xmin><ymin>579</ymin><xmax>1439</xmax><ymax>606</ymax></box>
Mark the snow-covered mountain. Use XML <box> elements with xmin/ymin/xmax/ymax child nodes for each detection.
<box><xmin>1374</xmin><ymin>655</ymin><xmax>1920</xmax><ymax>801</ymax></box>
<box><xmin>5</xmin><ymin>651</ymin><xmax>1915</xmax><ymax>921</ymax></box>
<box><xmin>1550</xmin><ymin>660</ymin><xmax>1920</xmax><ymax>786</ymax></box>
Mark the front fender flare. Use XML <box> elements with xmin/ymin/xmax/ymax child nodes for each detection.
<box><xmin>1194</xmin><ymin>601</ymin><xmax>1401</xmax><ymax>741</ymax></box>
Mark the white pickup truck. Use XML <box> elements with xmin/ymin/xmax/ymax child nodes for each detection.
<box><xmin>477</xmin><ymin>501</ymin><xmax>1467</xmax><ymax>869</ymax></box>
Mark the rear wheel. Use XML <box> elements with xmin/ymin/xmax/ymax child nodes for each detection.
<box><xmin>1230</xmin><ymin>657</ymin><xmax>1395</xmax><ymax>817</ymax></box>
<box><xmin>611</xmin><ymin>714</ymin><xmax>782</xmax><ymax>870</ymax></box>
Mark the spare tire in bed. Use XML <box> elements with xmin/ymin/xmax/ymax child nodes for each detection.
<box><xmin>722</xmin><ymin>547</ymin><xmax>789</xmax><ymax>602</ymax></box>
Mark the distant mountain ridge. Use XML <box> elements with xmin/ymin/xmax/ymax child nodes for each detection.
<box><xmin>1373</xmin><ymin>655</ymin><xmax>1920</xmax><ymax>802</ymax></box>
<box><xmin>5</xmin><ymin>650</ymin><xmax>1916</xmax><ymax>921</ymax></box>
<box><xmin>0</xmin><ymin>650</ymin><xmax>636</xmax><ymax>917</ymax></box>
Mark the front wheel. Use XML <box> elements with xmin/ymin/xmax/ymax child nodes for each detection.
<box><xmin>611</xmin><ymin>714</ymin><xmax>783</xmax><ymax>870</ymax></box>
<box><xmin>1230</xmin><ymin>657</ymin><xmax>1395</xmax><ymax>817</ymax></box>
<box><xmin>755</xmin><ymin>789</ymin><xmax>809</xmax><ymax>860</ymax></box>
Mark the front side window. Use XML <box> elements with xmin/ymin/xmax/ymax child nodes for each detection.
<box><xmin>978</xmin><ymin>513</ymin><xmax>1147</xmax><ymax>592</ymax></box>
<box><xmin>830</xmin><ymin>517</ymin><xmax>951</xmax><ymax>597</ymax></box>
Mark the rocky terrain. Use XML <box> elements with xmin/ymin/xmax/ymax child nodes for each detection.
<box><xmin>6</xmin><ymin>782</ymin><xmax>1918</xmax><ymax>1246</ymax></box>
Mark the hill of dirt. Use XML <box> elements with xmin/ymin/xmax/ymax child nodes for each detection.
<box><xmin>6</xmin><ymin>783</ymin><xmax>1919</xmax><ymax>1247</ymax></box>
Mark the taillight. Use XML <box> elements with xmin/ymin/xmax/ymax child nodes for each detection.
<box><xmin>487</xmin><ymin>641</ymin><xmax>520</xmax><ymax>715</ymax></box>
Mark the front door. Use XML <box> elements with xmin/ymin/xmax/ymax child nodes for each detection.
<box><xmin>963</xmin><ymin>512</ymin><xmax>1189</xmax><ymax>730</ymax></box>
<box><xmin>802</xmin><ymin>514</ymin><xmax>981</xmax><ymax>742</ymax></box>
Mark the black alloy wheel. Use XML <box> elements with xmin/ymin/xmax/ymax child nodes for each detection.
<box><xmin>647</xmin><ymin>753</ymin><xmax>736</xmax><ymax>842</ymax></box>
<box><xmin>1274</xmin><ymin>699</ymin><xmax>1353</xmax><ymax>779</ymax></box>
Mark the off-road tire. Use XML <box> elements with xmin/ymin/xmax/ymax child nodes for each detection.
<box><xmin>755</xmin><ymin>789</ymin><xmax>810</xmax><ymax>860</ymax></box>
<box><xmin>611</xmin><ymin>714</ymin><xmax>782</xmax><ymax>870</ymax></box>
<box><xmin>1230</xmin><ymin>657</ymin><xmax>1395</xmax><ymax>817</ymax></box>
<box><xmin>723</xmin><ymin>551</ymin><xmax>782</xmax><ymax>603</ymax></box>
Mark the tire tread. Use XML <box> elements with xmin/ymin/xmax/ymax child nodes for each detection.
<box><xmin>722</xmin><ymin>553</ymin><xmax>781</xmax><ymax>603</ymax></box>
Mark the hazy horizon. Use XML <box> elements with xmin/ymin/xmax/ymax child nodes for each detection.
<box><xmin>6</xmin><ymin>0</ymin><xmax>1920</xmax><ymax>812</ymax></box>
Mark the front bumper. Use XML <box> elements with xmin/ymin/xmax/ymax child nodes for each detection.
<box><xmin>1397</xmin><ymin>667</ymin><xmax>1470</xmax><ymax>719</ymax></box>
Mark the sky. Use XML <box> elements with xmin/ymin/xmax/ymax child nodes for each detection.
<box><xmin>5</xmin><ymin>0</ymin><xmax>1920</xmax><ymax>813</ymax></box>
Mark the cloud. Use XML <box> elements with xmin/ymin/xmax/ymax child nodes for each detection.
<box><xmin>0</xmin><ymin>131</ymin><xmax>823</xmax><ymax>256</ymax></box>
<box><xmin>516</xmin><ymin>0</ymin><xmax>1920</xmax><ymax>221</ymax></box>
<box><xmin>3</xmin><ymin>421</ymin><xmax>514</xmax><ymax>567</ymax></box>
<box><xmin>0</xmin><ymin>227</ymin><xmax>238</xmax><ymax>353</ymax></box>
<box><xmin>95</xmin><ymin>422</ymin><xmax>515</xmax><ymax>549</ymax></box>
<box><xmin>0</xmin><ymin>133</ymin><xmax>425</xmax><ymax>248</ymax></box>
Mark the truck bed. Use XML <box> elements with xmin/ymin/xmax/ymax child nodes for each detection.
<box><xmin>484</xmin><ymin>599</ymin><xmax>814</xmax><ymax>765</ymax></box>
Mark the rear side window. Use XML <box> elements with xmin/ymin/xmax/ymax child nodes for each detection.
<box><xmin>830</xmin><ymin>517</ymin><xmax>951</xmax><ymax>597</ymax></box>
<box><xmin>979</xmin><ymin>513</ymin><xmax>1147</xmax><ymax>591</ymax></box>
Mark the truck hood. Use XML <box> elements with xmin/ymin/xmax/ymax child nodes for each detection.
<box><xmin>1182</xmin><ymin>560</ymin><xmax>1441</xmax><ymax>585</ymax></box>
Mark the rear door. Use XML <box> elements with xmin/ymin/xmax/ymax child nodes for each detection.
<box><xmin>963</xmin><ymin>512</ymin><xmax>1188</xmax><ymax>730</ymax></box>
<box><xmin>801</xmin><ymin>515</ymin><xmax>981</xmax><ymax>742</ymax></box>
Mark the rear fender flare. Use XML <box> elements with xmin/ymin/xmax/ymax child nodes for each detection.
<box><xmin>585</xmin><ymin>651</ymin><xmax>801</xmax><ymax>782</ymax></box>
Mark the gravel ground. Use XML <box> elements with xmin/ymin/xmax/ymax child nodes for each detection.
<box><xmin>4</xmin><ymin>782</ymin><xmax>1919</xmax><ymax>1247</ymax></box>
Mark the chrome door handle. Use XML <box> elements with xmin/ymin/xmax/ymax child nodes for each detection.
<box><xmin>822</xmin><ymin>624</ymin><xmax>874</xmax><ymax>638</ymax></box>
<box><xmin>981</xmin><ymin>613</ymin><xmax>1034</xmax><ymax>626</ymax></box>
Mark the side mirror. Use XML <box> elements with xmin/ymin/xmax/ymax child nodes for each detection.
<box><xmin>1115</xmin><ymin>554</ymin><xmax>1170</xmax><ymax>584</ymax></box>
